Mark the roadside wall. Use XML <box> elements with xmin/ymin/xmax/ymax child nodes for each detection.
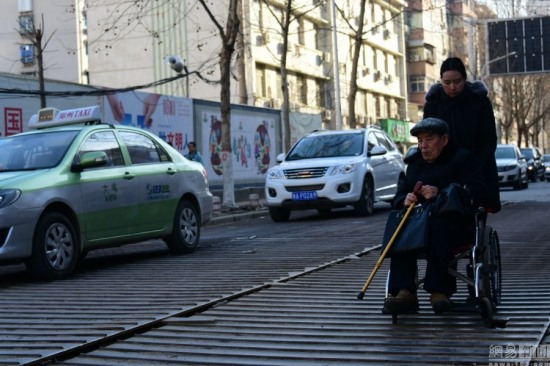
<box><xmin>0</xmin><ymin>73</ymin><xmax>321</xmax><ymax>192</ymax></box>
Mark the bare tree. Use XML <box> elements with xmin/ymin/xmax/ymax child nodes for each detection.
<box><xmin>335</xmin><ymin>3</ymin><xmax>403</xmax><ymax>129</ymax></box>
<box><xmin>197</xmin><ymin>0</ymin><xmax>241</xmax><ymax>208</ymax></box>
<box><xmin>339</xmin><ymin>0</ymin><xmax>368</xmax><ymax>129</ymax></box>
<box><xmin>259</xmin><ymin>0</ymin><xmax>324</xmax><ymax>152</ymax></box>
<box><xmin>77</xmin><ymin>0</ymin><xmax>242</xmax><ymax>207</ymax></box>
<box><xmin>18</xmin><ymin>14</ymin><xmax>55</xmax><ymax>108</ymax></box>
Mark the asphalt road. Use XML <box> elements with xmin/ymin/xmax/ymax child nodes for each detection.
<box><xmin>1</xmin><ymin>182</ymin><xmax>549</xmax><ymax>365</ymax></box>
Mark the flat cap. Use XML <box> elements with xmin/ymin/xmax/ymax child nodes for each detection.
<box><xmin>410</xmin><ymin>117</ymin><xmax>449</xmax><ymax>136</ymax></box>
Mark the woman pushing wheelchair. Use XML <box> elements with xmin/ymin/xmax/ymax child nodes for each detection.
<box><xmin>382</xmin><ymin>117</ymin><xmax>486</xmax><ymax>315</ymax></box>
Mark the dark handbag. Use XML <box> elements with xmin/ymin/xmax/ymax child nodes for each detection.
<box><xmin>434</xmin><ymin>183</ymin><xmax>473</xmax><ymax>217</ymax></box>
<box><xmin>381</xmin><ymin>204</ymin><xmax>431</xmax><ymax>257</ymax></box>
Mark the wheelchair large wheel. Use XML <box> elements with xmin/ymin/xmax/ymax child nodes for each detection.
<box><xmin>478</xmin><ymin>226</ymin><xmax>502</xmax><ymax>315</ymax></box>
<box><xmin>487</xmin><ymin>228</ymin><xmax>502</xmax><ymax>307</ymax></box>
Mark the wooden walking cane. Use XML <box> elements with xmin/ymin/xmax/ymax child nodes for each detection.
<box><xmin>357</xmin><ymin>181</ymin><xmax>423</xmax><ymax>300</ymax></box>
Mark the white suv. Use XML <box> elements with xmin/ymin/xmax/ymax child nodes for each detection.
<box><xmin>265</xmin><ymin>127</ymin><xmax>405</xmax><ymax>222</ymax></box>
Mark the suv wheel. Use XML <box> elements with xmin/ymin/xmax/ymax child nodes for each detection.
<box><xmin>269</xmin><ymin>207</ymin><xmax>291</xmax><ymax>222</ymax></box>
<box><xmin>513</xmin><ymin>173</ymin><xmax>522</xmax><ymax>190</ymax></box>
<box><xmin>354</xmin><ymin>176</ymin><xmax>374</xmax><ymax>216</ymax></box>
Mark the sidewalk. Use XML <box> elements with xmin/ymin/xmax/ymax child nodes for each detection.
<box><xmin>207</xmin><ymin>197</ymin><xmax>269</xmax><ymax>226</ymax></box>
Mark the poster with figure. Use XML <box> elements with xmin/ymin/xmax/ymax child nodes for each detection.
<box><xmin>102</xmin><ymin>92</ymin><xmax>194</xmax><ymax>153</ymax></box>
<box><xmin>200</xmin><ymin>109</ymin><xmax>276</xmax><ymax>181</ymax></box>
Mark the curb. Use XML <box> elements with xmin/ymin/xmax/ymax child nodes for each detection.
<box><xmin>207</xmin><ymin>207</ymin><xmax>269</xmax><ymax>225</ymax></box>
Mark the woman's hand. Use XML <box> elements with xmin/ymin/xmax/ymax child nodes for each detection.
<box><xmin>419</xmin><ymin>185</ymin><xmax>439</xmax><ymax>200</ymax></box>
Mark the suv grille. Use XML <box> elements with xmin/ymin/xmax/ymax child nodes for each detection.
<box><xmin>283</xmin><ymin>167</ymin><xmax>328</xmax><ymax>179</ymax></box>
<box><xmin>286</xmin><ymin>185</ymin><xmax>325</xmax><ymax>192</ymax></box>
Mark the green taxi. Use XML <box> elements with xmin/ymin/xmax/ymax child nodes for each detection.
<box><xmin>0</xmin><ymin>106</ymin><xmax>213</xmax><ymax>280</ymax></box>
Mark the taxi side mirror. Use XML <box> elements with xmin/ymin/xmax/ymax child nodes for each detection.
<box><xmin>71</xmin><ymin>151</ymin><xmax>109</xmax><ymax>172</ymax></box>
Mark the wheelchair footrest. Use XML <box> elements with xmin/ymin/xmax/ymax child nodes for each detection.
<box><xmin>486</xmin><ymin>316</ymin><xmax>509</xmax><ymax>329</ymax></box>
<box><xmin>446</xmin><ymin>300</ymin><xmax>479</xmax><ymax>313</ymax></box>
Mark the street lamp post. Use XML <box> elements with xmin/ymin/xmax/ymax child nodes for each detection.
<box><xmin>478</xmin><ymin>51</ymin><xmax>517</xmax><ymax>80</ymax></box>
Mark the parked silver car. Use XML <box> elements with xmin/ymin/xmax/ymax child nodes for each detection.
<box><xmin>265</xmin><ymin>127</ymin><xmax>405</xmax><ymax>222</ymax></box>
<box><xmin>495</xmin><ymin>144</ymin><xmax>528</xmax><ymax>190</ymax></box>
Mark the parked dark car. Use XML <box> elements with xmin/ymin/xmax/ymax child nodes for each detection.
<box><xmin>520</xmin><ymin>147</ymin><xmax>545</xmax><ymax>182</ymax></box>
<box><xmin>544</xmin><ymin>154</ymin><xmax>550</xmax><ymax>182</ymax></box>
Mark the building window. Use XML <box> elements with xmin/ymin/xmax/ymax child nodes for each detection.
<box><xmin>375</xmin><ymin>95</ymin><xmax>381</xmax><ymax>117</ymax></box>
<box><xmin>19</xmin><ymin>14</ymin><xmax>33</xmax><ymax>34</ymax></box>
<box><xmin>20</xmin><ymin>44</ymin><xmax>34</xmax><ymax>64</ymax></box>
<box><xmin>315</xmin><ymin>79</ymin><xmax>325</xmax><ymax>108</ymax></box>
<box><xmin>296</xmin><ymin>74</ymin><xmax>307</xmax><ymax>104</ymax></box>
<box><xmin>255</xmin><ymin>64</ymin><xmax>266</xmax><ymax>98</ymax></box>
<box><xmin>298</xmin><ymin>18</ymin><xmax>305</xmax><ymax>45</ymax></box>
<box><xmin>409</xmin><ymin>76</ymin><xmax>426</xmax><ymax>93</ymax></box>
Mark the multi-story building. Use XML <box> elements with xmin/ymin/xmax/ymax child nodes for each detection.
<box><xmin>0</xmin><ymin>0</ymin><xmax>87</xmax><ymax>83</ymax></box>
<box><xmin>0</xmin><ymin>0</ymin><xmax>412</xmax><ymax>131</ymax></box>
<box><xmin>405</xmin><ymin>0</ymin><xmax>449</xmax><ymax>119</ymax></box>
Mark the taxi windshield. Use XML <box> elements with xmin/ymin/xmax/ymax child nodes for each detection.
<box><xmin>0</xmin><ymin>131</ymin><xmax>79</xmax><ymax>171</ymax></box>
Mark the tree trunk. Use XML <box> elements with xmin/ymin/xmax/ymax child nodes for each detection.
<box><xmin>35</xmin><ymin>29</ymin><xmax>46</xmax><ymax>108</ymax></box>
<box><xmin>347</xmin><ymin>0</ymin><xmax>367</xmax><ymax>129</ymax></box>
<box><xmin>220</xmin><ymin>45</ymin><xmax>236</xmax><ymax>207</ymax></box>
<box><xmin>281</xmin><ymin>0</ymin><xmax>292</xmax><ymax>152</ymax></box>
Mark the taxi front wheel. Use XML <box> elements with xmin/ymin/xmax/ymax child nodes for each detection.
<box><xmin>165</xmin><ymin>200</ymin><xmax>200</xmax><ymax>254</ymax></box>
<box><xmin>26</xmin><ymin>212</ymin><xmax>79</xmax><ymax>281</ymax></box>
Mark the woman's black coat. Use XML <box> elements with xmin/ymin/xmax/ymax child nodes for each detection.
<box><xmin>423</xmin><ymin>81</ymin><xmax>501</xmax><ymax>212</ymax></box>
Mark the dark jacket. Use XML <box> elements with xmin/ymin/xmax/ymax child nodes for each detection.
<box><xmin>392</xmin><ymin>142</ymin><xmax>485</xmax><ymax>210</ymax></box>
<box><xmin>423</xmin><ymin>81</ymin><xmax>501</xmax><ymax>212</ymax></box>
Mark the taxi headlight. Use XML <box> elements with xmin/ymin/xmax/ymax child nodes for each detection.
<box><xmin>0</xmin><ymin>189</ymin><xmax>21</xmax><ymax>209</ymax></box>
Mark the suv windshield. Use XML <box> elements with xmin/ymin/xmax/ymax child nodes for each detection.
<box><xmin>286</xmin><ymin>132</ymin><xmax>364</xmax><ymax>160</ymax></box>
<box><xmin>0</xmin><ymin>131</ymin><xmax>78</xmax><ymax>171</ymax></box>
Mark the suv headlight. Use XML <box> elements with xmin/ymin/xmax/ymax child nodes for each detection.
<box><xmin>330</xmin><ymin>163</ymin><xmax>357</xmax><ymax>176</ymax></box>
<box><xmin>266</xmin><ymin>168</ymin><xmax>284</xmax><ymax>180</ymax></box>
<box><xmin>0</xmin><ymin>189</ymin><xmax>21</xmax><ymax>209</ymax></box>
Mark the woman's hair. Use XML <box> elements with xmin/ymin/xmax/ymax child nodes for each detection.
<box><xmin>440</xmin><ymin>57</ymin><xmax>467</xmax><ymax>80</ymax></box>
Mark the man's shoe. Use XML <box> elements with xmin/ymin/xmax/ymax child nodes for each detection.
<box><xmin>383</xmin><ymin>290</ymin><xmax>419</xmax><ymax>314</ymax></box>
<box><xmin>430</xmin><ymin>292</ymin><xmax>452</xmax><ymax>314</ymax></box>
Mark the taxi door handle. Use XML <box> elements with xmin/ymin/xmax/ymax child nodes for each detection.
<box><xmin>123</xmin><ymin>172</ymin><xmax>136</xmax><ymax>180</ymax></box>
<box><xmin>167</xmin><ymin>168</ymin><xmax>177</xmax><ymax>175</ymax></box>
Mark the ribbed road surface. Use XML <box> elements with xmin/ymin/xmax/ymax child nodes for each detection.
<box><xmin>1</xmin><ymin>201</ymin><xmax>548</xmax><ymax>365</ymax></box>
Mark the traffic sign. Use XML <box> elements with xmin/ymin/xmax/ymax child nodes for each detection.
<box><xmin>487</xmin><ymin>16</ymin><xmax>550</xmax><ymax>76</ymax></box>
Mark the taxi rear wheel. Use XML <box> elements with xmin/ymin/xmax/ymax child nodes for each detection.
<box><xmin>26</xmin><ymin>212</ymin><xmax>79</xmax><ymax>281</ymax></box>
<box><xmin>165</xmin><ymin>200</ymin><xmax>200</xmax><ymax>254</ymax></box>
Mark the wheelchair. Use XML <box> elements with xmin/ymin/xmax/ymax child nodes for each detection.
<box><xmin>384</xmin><ymin>207</ymin><xmax>505</xmax><ymax>327</ymax></box>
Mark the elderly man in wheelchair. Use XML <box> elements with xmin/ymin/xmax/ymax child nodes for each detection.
<box><xmin>382</xmin><ymin>117</ymin><xmax>502</xmax><ymax>324</ymax></box>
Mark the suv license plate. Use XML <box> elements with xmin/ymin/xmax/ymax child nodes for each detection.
<box><xmin>292</xmin><ymin>191</ymin><xmax>318</xmax><ymax>201</ymax></box>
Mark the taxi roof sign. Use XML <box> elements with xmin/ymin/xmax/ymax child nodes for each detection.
<box><xmin>28</xmin><ymin>106</ymin><xmax>102</xmax><ymax>129</ymax></box>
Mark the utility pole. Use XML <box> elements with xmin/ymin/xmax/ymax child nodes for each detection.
<box><xmin>330</xmin><ymin>0</ymin><xmax>342</xmax><ymax>130</ymax></box>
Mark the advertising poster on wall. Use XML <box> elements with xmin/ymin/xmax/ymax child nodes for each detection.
<box><xmin>198</xmin><ymin>106</ymin><xmax>277</xmax><ymax>184</ymax></box>
<box><xmin>102</xmin><ymin>92</ymin><xmax>194</xmax><ymax>153</ymax></box>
